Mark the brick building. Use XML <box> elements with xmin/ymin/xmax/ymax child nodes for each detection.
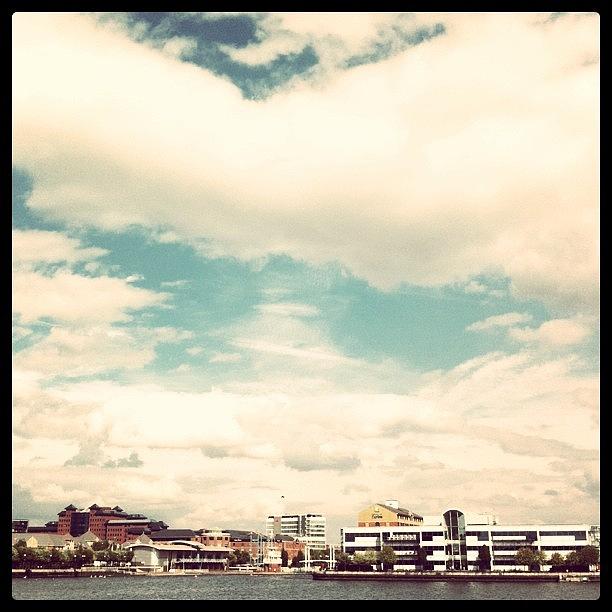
<box><xmin>196</xmin><ymin>529</ymin><xmax>231</xmax><ymax>548</ymax></box>
<box><xmin>105</xmin><ymin>519</ymin><xmax>168</xmax><ymax>544</ymax></box>
<box><xmin>227</xmin><ymin>530</ymin><xmax>305</xmax><ymax>568</ymax></box>
<box><xmin>56</xmin><ymin>503</ymin><xmax>167</xmax><ymax>540</ymax></box>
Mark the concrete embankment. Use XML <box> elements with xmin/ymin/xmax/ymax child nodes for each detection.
<box><xmin>12</xmin><ymin>568</ymin><xmax>306</xmax><ymax>579</ymax></box>
<box><xmin>12</xmin><ymin>569</ymin><xmax>138</xmax><ymax>579</ymax></box>
<box><xmin>313</xmin><ymin>571</ymin><xmax>599</xmax><ymax>582</ymax></box>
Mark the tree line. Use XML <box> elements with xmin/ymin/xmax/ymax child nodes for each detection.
<box><xmin>12</xmin><ymin>539</ymin><xmax>134</xmax><ymax>569</ymax></box>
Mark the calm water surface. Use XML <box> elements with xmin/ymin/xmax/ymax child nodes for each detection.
<box><xmin>12</xmin><ymin>574</ymin><xmax>600</xmax><ymax>600</ymax></box>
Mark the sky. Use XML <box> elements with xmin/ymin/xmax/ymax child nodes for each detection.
<box><xmin>12</xmin><ymin>12</ymin><xmax>599</xmax><ymax>544</ymax></box>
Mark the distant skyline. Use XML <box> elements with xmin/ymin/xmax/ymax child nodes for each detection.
<box><xmin>12</xmin><ymin>12</ymin><xmax>599</xmax><ymax>543</ymax></box>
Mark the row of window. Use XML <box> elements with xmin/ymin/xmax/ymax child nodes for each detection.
<box><xmin>491</xmin><ymin>544</ymin><xmax>586</xmax><ymax>552</ymax></box>
<box><xmin>344</xmin><ymin>533</ymin><xmax>383</xmax><ymax>541</ymax></box>
<box><xmin>345</xmin><ymin>531</ymin><xmax>446</xmax><ymax>542</ymax></box>
<box><xmin>539</xmin><ymin>531</ymin><xmax>587</xmax><ymax>539</ymax></box>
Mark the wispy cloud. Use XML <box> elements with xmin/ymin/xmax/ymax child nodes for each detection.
<box><xmin>466</xmin><ymin>312</ymin><xmax>532</xmax><ymax>332</ymax></box>
<box><xmin>233</xmin><ymin>338</ymin><xmax>354</xmax><ymax>364</ymax></box>
<box><xmin>255</xmin><ymin>302</ymin><xmax>319</xmax><ymax>317</ymax></box>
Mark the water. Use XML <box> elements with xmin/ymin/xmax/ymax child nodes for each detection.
<box><xmin>12</xmin><ymin>574</ymin><xmax>600</xmax><ymax>600</ymax></box>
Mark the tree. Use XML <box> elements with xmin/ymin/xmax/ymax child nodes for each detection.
<box><xmin>122</xmin><ymin>549</ymin><xmax>134</xmax><ymax>563</ymax></box>
<box><xmin>476</xmin><ymin>545</ymin><xmax>491</xmax><ymax>571</ymax></box>
<box><xmin>335</xmin><ymin>551</ymin><xmax>350</xmax><ymax>564</ymax></box>
<box><xmin>92</xmin><ymin>539</ymin><xmax>110</xmax><ymax>551</ymax></box>
<box><xmin>380</xmin><ymin>546</ymin><xmax>397</xmax><ymax>571</ymax></box>
<box><xmin>22</xmin><ymin>547</ymin><xmax>39</xmax><ymax>567</ymax></box>
<box><xmin>335</xmin><ymin>550</ymin><xmax>350</xmax><ymax>570</ymax></box>
<box><xmin>292</xmin><ymin>550</ymin><xmax>305</xmax><ymax>568</ymax></box>
<box><xmin>14</xmin><ymin>539</ymin><xmax>27</xmax><ymax>551</ymax></box>
<box><xmin>515</xmin><ymin>547</ymin><xmax>546</xmax><ymax>571</ymax></box>
<box><xmin>235</xmin><ymin>550</ymin><xmax>251</xmax><ymax>565</ymax></box>
<box><xmin>107</xmin><ymin>550</ymin><xmax>120</xmax><ymax>566</ymax></box>
<box><xmin>549</xmin><ymin>553</ymin><xmax>564</xmax><ymax>569</ymax></box>
<box><xmin>32</xmin><ymin>548</ymin><xmax>51</xmax><ymax>567</ymax></box>
<box><xmin>50</xmin><ymin>548</ymin><xmax>66</xmax><ymax>567</ymax></box>
<box><xmin>12</xmin><ymin>547</ymin><xmax>19</xmax><ymax>566</ymax></box>
<box><xmin>362</xmin><ymin>550</ymin><xmax>379</xmax><ymax>569</ymax></box>
<box><xmin>578</xmin><ymin>545</ymin><xmax>599</xmax><ymax>567</ymax></box>
<box><xmin>414</xmin><ymin>546</ymin><xmax>428</xmax><ymax>571</ymax></box>
<box><xmin>308</xmin><ymin>548</ymin><xmax>327</xmax><ymax>560</ymax></box>
<box><xmin>281</xmin><ymin>548</ymin><xmax>288</xmax><ymax>567</ymax></box>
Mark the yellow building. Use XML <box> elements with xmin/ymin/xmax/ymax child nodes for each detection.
<box><xmin>358</xmin><ymin>500</ymin><xmax>423</xmax><ymax>527</ymax></box>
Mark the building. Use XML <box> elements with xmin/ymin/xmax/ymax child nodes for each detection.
<box><xmin>12</xmin><ymin>533</ymin><xmax>74</xmax><ymax>551</ymax></box>
<box><xmin>341</xmin><ymin>507</ymin><xmax>599</xmax><ymax>571</ymax></box>
<box><xmin>227</xmin><ymin>530</ymin><xmax>306</xmax><ymax>570</ymax></box>
<box><xmin>266</xmin><ymin>514</ymin><xmax>326</xmax><ymax>549</ymax></box>
<box><xmin>27</xmin><ymin>521</ymin><xmax>59</xmax><ymax>533</ymax></box>
<box><xmin>12</xmin><ymin>520</ymin><xmax>28</xmax><ymax>533</ymax></box>
<box><xmin>72</xmin><ymin>530</ymin><xmax>100</xmax><ymax>548</ymax></box>
<box><xmin>56</xmin><ymin>503</ymin><xmax>167</xmax><ymax>540</ymax></box>
<box><xmin>271</xmin><ymin>535</ymin><xmax>306</xmax><ymax>566</ymax></box>
<box><xmin>105</xmin><ymin>519</ymin><xmax>167</xmax><ymax>544</ymax></box>
<box><xmin>196</xmin><ymin>529</ymin><xmax>231</xmax><ymax>548</ymax></box>
<box><xmin>589</xmin><ymin>525</ymin><xmax>600</xmax><ymax>548</ymax></box>
<box><xmin>150</xmin><ymin>528</ymin><xmax>198</xmax><ymax>542</ymax></box>
<box><xmin>124</xmin><ymin>540</ymin><xmax>231</xmax><ymax>571</ymax></box>
<box><xmin>358</xmin><ymin>500</ymin><xmax>423</xmax><ymax>527</ymax></box>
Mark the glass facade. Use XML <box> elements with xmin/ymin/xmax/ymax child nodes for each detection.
<box><xmin>443</xmin><ymin>509</ymin><xmax>468</xmax><ymax>570</ymax></box>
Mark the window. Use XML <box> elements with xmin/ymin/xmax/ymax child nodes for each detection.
<box><xmin>539</xmin><ymin>531</ymin><xmax>587</xmax><ymax>539</ymax></box>
<box><xmin>466</xmin><ymin>531</ymin><xmax>490</xmax><ymax>541</ymax></box>
<box><xmin>491</xmin><ymin>531</ymin><xmax>537</xmax><ymax>540</ymax></box>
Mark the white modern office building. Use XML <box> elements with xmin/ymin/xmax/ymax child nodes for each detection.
<box><xmin>341</xmin><ymin>508</ymin><xmax>599</xmax><ymax>571</ymax></box>
<box><xmin>266</xmin><ymin>513</ymin><xmax>326</xmax><ymax>549</ymax></box>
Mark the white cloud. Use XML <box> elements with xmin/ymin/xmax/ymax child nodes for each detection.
<box><xmin>12</xmin><ymin>339</ymin><xmax>598</xmax><ymax>527</ymax></box>
<box><xmin>13</xmin><ymin>269</ymin><xmax>167</xmax><ymax>325</ymax></box>
<box><xmin>255</xmin><ymin>302</ymin><xmax>319</xmax><ymax>317</ymax></box>
<box><xmin>161</xmin><ymin>36</ymin><xmax>198</xmax><ymax>59</ymax></box>
<box><xmin>186</xmin><ymin>346</ymin><xmax>204</xmax><ymax>356</ymax></box>
<box><xmin>467</xmin><ymin>312</ymin><xmax>533</xmax><ymax>332</ymax></box>
<box><xmin>161</xmin><ymin>279</ymin><xmax>190</xmax><ymax>288</ymax></box>
<box><xmin>233</xmin><ymin>338</ymin><xmax>353</xmax><ymax>365</ymax></box>
<box><xmin>463</xmin><ymin>279</ymin><xmax>506</xmax><ymax>297</ymax></box>
<box><xmin>12</xmin><ymin>325</ymin><xmax>189</xmax><ymax>377</ymax></box>
<box><xmin>12</xmin><ymin>229</ymin><xmax>107</xmax><ymax>266</ymax></box>
<box><xmin>509</xmin><ymin>318</ymin><xmax>592</xmax><ymax>346</ymax></box>
<box><xmin>12</xmin><ymin>12</ymin><xmax>599</xmax><ymax>314</ymax></box>
<box><xmin>125</xmin><ymin>273</ymin><xmax>144</xmax><ymax>283</ymax></box>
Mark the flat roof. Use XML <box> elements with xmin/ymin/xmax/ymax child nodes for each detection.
<box><xmin>126</xmin><ymin>543</ymin><xmax>231</xmax><ymax>552</ymax></box>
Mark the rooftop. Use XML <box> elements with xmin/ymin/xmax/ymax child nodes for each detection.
<box><xmin>377</xmin><ymin>503</ymin><xmax>423</xmax><ymax>520</ymax></box>
<box><xmin>150</xmin><ymin>529</ymin><xmax>197</xmax><ymax>540</ymax></box>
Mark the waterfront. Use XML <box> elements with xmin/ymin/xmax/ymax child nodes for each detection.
<box><xmin>12</xmin><ymin>574</ymin><xmax>600</xmax><ymax>600</ymax></box>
